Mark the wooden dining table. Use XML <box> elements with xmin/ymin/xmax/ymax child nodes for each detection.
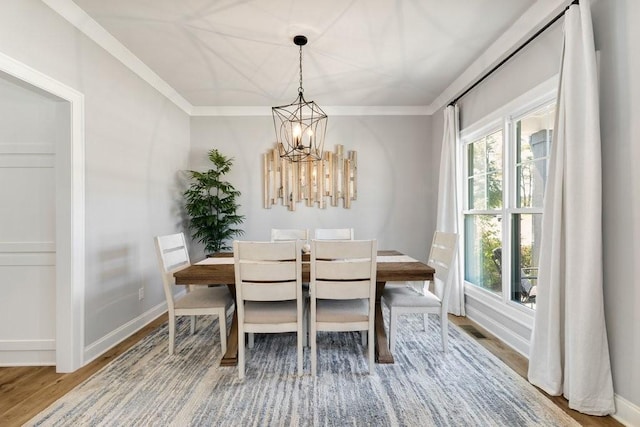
<box><xmin>173</xmin><ymin>250</ymin><xmax>434</xmax><ymax>366</ymax></box>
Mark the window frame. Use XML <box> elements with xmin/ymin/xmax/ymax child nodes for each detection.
<box><xmin>459</xmin><ymin>80</ymin><xmax>557</xmax><ymax>323</ymax></box>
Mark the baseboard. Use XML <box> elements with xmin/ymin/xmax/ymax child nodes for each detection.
<box><xmin>465</xmin><ymin>305</ymin><xmax>530</xmax><ymax>357</ymax></box>
<box><xmin>83</xmin><ymin>302</ymin><xmax>167</xmax><ymax>365</ymax></box>
<box><xmin>613</xmin><ymin>393</ymin><xmax>640</xmax><ymax>427</ymax></box>
<box><xmin>0</xmin><ymin>339</ymin><xmax>56</xmax><ymax>366</ymax></box>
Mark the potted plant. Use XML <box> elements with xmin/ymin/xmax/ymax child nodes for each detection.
<box><xmin>184</xmin><ymin>148</ymin><xmax>245</xmax><ymax>254</ymax></box>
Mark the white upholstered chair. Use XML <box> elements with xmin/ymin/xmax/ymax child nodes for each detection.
<box><xmin>154</xmin><ymin>233</ymin><xmax>234</xmax><ymax>355</ymax></box>
<box><xmin>271</xmin><ymin>228</ymin><xmax>309</xmax><ymax>242</ymax></box>
<box><xmin>382</xmin><ymin>231</ymin><xmax>458</xmax><ymax>352</ymax></box>
<box><xmin>234</xmin><ymin>240</ymin><xmax>305</xmax><ymax>379</ymax></box>
<box><xmin>313</xmin><ymin>228</ymin><xmax>354</xmax><ymax>241</ymax></box>
<box><xmin>310</xmin><ymin>239</ymin><xmax>377</xmax><ymax>376</ymax></box>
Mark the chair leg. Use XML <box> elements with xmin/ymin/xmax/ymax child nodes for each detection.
<box><xmin>238</xmin><ymin>326</ymin><xmax>245</xmax><ymax>379</ymax></box>
<box><xmin>169</xmin><ymin>314</ymin><xmax>176</xmax><ymax>355</ymax></box>
<box><xmin>311</xmin><ymin>323</ymin><xmax>317</xmax><ymax>377</ymax></box>
<box><xmin>368</xmin><ymin>327</ymin><xmax>374</xmax><ymax>374</ymax></box>
<box><xmin>297</xmin><ymin>324</ymin><xmax>303</xmax><ymax>377</ymax></box>
<box><xmin>389</xmin><ymin>308</ymin><xmax>398</xmax><ymax>353</ymax></box>
<box><xmin>423</xmin><ymin>313</ymin><xmax>429</xmax><ymax>332</ymax></box>
<box><xmin>190</xmin><ymin>316</ymin><xmax>196</xmax><ymax>335</ymax></box>
<box><xmin>168</xmin><ymin>315</ymin><xmax>176</xmax><ymax>355</ymax></box>
<box><xmin>218</xmin><ymin>311</ymin><xmax>227</xmax><ymax>355</ymax></box>
<box><xmin>361</xmin><ymin>331</ymin><xmax>367</xmax><ymax>346</ymax></box>
<box><xmin>248</xmin><ymin>332</ymin><xmax>255</xmax><ymax>348</ymax></box>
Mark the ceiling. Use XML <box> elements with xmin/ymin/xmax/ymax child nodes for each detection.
<box><xmin>71</xmin><ymin>0</ymin><xmax>536</xmax><ymax>108</ymax></box>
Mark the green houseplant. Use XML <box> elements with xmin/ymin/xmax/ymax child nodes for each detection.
<box><xmin>184</xmin><ymin>149</ymin><xmax>245</xmax><ymax>254</ymax></box>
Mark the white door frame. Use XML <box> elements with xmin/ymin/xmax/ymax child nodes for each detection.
<box><xmin>0</xmin><ymin>52</ymin><xmax>85</xmax><ymax>372</ymax></box>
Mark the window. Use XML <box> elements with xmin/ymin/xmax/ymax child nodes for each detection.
<box><xmin>462</xmin><ymin>100</ymin><xmax>555</xmax><ymax>310</ymax></box>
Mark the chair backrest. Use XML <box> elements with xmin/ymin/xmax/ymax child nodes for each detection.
<box><xmin>154</xmin><ymin>232</ymin><xmax>191</xmax><ymax>309</ymax></box>
<box><xmin>428</xmin><ymin>231</ymin><xmax>458</xmax><ymax>307</ymax></box>
<box><xmin>270</xmin><ymin>228</ymin><xmax>309</xmax><ymax>242</ymax></box>
<box><xmin>313</xmin><ymin>228</ymin><xmax>354</xmax><ymax>241</ymax></box>
<box><xmin>234</xmin><ymin>240</ymin><xmax>302</xmax><ymax>303</ymax></box>
<box><xmin>311</xmin><ymin>239</ymin><xmax>377</xmax><ymax>301</ymax></box>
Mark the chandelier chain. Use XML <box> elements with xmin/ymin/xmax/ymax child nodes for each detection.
<box><xmin>298</xmin><ymin>44</ymin><xmax>304</xmax><ymax>94</ymax></box>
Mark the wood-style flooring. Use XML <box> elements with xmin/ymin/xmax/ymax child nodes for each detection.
<box><xmin>0</xmin><ymin>314</ymin><xmax>622</xmax><ymax>427</ymax></box>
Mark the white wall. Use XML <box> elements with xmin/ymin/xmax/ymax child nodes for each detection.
<box><xmin>457</xmin><ymin>21</ymin><xmax>563</xmax><ymax>129</ymax></box>
<box><xmin>189</xmin><ymin>115</ymin><xmax>436</xmax><ymax>261</ymax></box>
<box><xmin>592</xmin><ymin>0</ymin><xmax>640</xmax><ymax>416</ymax></box>
<box><xmin>0</xmin><ymin>0</ymin><xmax>191</xmax><ymax>353</ymax></box>
<box><xmin>429</xmin><ymin>0</ymin><xmax>640</xmax><ymax>417</ymax></box>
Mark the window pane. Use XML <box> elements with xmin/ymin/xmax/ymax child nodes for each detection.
<box><xmin>486</xmin><ymin>130</ymin><xmax>503</xmax><ymax>172</ymax></box>
<box><xmin>466</xmin><ymin>130</ymin><xmax>503</xmax><ymax>210</ymax></box>
<box><xmin>469</xmin><ymin>139</ymin><xmax>486</xmax><ymax>175</ymax></box>
<box><xmin>517</xmin><ymin>160</ymin><xmax>547</xmax><ymax>208</ymax></box>
<box><xmin>516</xmin><ymin>105</ymin><xmax>554</xmax><ymax>208</ymax></box>
<box><xmin>464</xmin><ymin>214</ymin><xmax>502</xmax><ymax>294</ymax></box>
<box><xmin>511</xmin><ymin>213</ymin><xmax>542</xmax><ymax>308</ymax></box>
<box><xmin>487</xmin><ymin>170</ymin><xmax>502</xmax><ymax>209</ymax></box>
<box><xmin>469</xmin><ymin>176</ymin><xmax>486</xmax><ymax>210</ymax></box>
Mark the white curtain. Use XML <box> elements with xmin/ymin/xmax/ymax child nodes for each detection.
<box><xmin>437</xmin><ymin>105</ymin><xmax>464</xmax><ymax>316</ymax></box>
<box><xmin>528</xmin><ymin>0</ymin><xmax>614</xmax><ymax>415</ymax></box>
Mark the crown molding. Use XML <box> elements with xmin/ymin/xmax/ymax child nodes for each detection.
<box><xmin>190</xmin><ymin>106</ymin><xmax>270</xmax><ymax>117</ymax></box>
<box><xmin>42</xmin><ymin>0</ymin><xmax>193</xmax><ymax>115</ymax></box>
<box><xmin>323</xmin><ymin>105</ymin><xmax>430</xmax><ymax>116</ymax></box>
<box><xmin>191</xmin><ymin>105</ymin><xmax>430</xmax><ymax>117</ymax></box>
<box><xmin>426</xmin><ymin>0</ymin><xmax>569</xmax><ymax>115</ymax></box>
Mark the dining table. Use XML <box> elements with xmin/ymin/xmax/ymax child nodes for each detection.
<box><xmin>173</xmin><ymin>250</ymin><xmax>435</xmax><ymax>366</ymax></box>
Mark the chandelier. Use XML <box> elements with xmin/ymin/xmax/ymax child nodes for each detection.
<box><xmin>272</xmin><ymin>35</ymin><xmax>328</xmax><ymax>162</ymax></box>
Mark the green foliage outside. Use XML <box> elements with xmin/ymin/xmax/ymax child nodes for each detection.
<box><xmin>470</xmin><ymin>133</ymin><xmax>504</xmax><ymax>292</ymax></box>
<box><xmin>479</xmin><ymin>217</ymin><xmax>501</xmax><ymax>292</ymax></box>
<box><xmin>184</xmin><ymin>149</ymin><xmax>245</xmax><ymax>253</ymax></box>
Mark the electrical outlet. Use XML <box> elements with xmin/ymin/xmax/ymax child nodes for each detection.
<box><xmin>138</xmin><ymin>288</ymin><xmax>144</xmax><ymax>300</ymax></box>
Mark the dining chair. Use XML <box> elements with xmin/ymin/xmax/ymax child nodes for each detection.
<box><xmin>154</xmin><ymin>232</ymin><xmax>234</xmax><ymax>355</ymax></box>
<box><xmin>271</xmin><ymin>228</ymin><xmax>309</xmax><ymax>242</ymax></box>
<box><xmin>312</xmin><ymin>228</ymin><xmax>371</xmax><ymax>344</ymax></box>
<box><xmin>313</xmin><ymin>228</ymin><xmax>354</xmax><ymax>241</ymax></box>
<box><xmin>269</xmin><ymin>228</ymin><xmax>310</xmax><ymax>348</ymax></box>
<box><xmin>234</xmin><ymin>240</ymin><xmax>305</xmax><ymax>379</ymax></box>
<box><xmin>382</xmin><ymin>231</ymin><xmax>458</xmax><ymax>352</ymax></box>
<box><xmin>310</xmin><ymin>239</ymin><xmax>377</xmax><ymax>376</ymax></box>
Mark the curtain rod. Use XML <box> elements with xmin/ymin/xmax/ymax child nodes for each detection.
<box><xmin>448</xmin><ymin>0</ymin><xmax>579</xmax><ymax>107</ymax></box>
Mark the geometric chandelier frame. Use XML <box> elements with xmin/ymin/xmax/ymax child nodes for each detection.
<box><xmin>272</xmin><ymin>35</ymin><xmax>327</xmax><ymax>162</ymax></box>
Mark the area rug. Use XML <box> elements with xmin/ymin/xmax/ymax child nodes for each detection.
<box><xmin>28</xmin><ymin>313</ymin><xmax>578</xmax><ymax>426</ymax></box>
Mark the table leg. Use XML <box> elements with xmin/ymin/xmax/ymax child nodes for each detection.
<box><xmin>220</xmin><ymin>284</ymin><xmax>238</xmax><ymax>366</ymax></box>
<box><xmin>375</xmin><ymin>281</ymin><xmax>394</xmax><ymax>364</ymax></box>
<box><xmin>220</xmin><ymin>311</ymin><xmax>238</xmax><ymax>366</ymax></box>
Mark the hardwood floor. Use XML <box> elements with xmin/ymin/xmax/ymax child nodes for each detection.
<box><xmin>0</xmin><ymin>315</ymin><xmax>167</xmax><ymax>427</ymax></box>
<box><xmin>0</xmin><ymin>314</ymin><xmax>622</xmax><ymax>426</ymax></box>
<box><xmin>448</xmin><ymin>315</ymin><xmax>622</xmax><ymax>427</ymax></box>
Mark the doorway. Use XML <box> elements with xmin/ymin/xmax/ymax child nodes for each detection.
<box><xmin>0</xmin><ymin>53</ymin><xmax>85</xmax><ymax>372</ymax></box>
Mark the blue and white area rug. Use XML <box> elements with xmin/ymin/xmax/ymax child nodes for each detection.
<box><xmin>29</xmin><ymin>314</ymin><xmax>578</xmax><ymax>426</ymax></box>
